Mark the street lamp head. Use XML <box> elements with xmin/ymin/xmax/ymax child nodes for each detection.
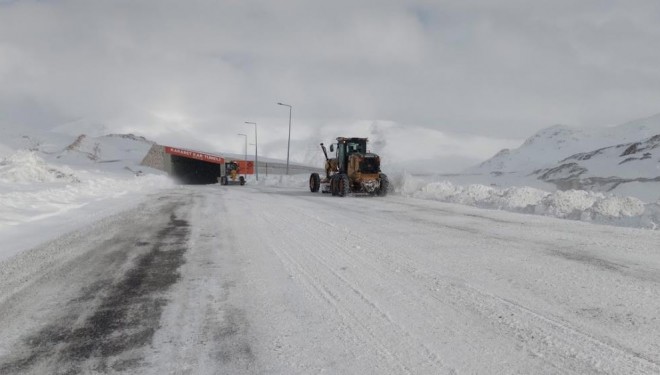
<box><xmin>245</xmin><ymin>121</ymin><xmax>256</xmax><ymax>125</ymax></box>
<box><xmin>277</xmin><ymin>102</ymin><xmax>291</xmax><ymax>107</ymax></box>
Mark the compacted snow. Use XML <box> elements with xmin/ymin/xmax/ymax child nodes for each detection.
<box><xmin>1</xmin><ymin>184</ymin><xmax>659</xmax><ymax>374</ymax></box>
<box><xmin>1</xmin><ymin>131</ymin><xmax>659</xmax><ymax>374</ymax></box>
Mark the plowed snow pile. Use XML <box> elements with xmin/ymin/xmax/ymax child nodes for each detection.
<box><xmin>1</xmin><ymin>151</ymin><xmax>172</xmax><ymax>226</ymax></box>
<box><xmin>0</xmin><ymin>148</ymin><xmax>174</xmax><ymax>261</ymax></box>
<box><xmin>396</xmin><ymin>173</ymin><xmax>658</xmax><ymax>230</ymax></box>
<box><xmin>0</xmin><ymin>150</ymin><xmax>79</xmax><ymax>184</ymax></box>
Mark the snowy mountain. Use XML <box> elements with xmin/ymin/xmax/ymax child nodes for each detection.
<box><xmin>473</xmin><ymin>125</ymin><xmax>592</xmax><ymax>173</ymax></box>
<box><xmin>532</xmin><ymin>134</ymin><xmax>660</xmax><ymax>189</ymax></box>
<box><xmin>465</xmin><ymin>113</ymin><xmax>660</xmax><ymax>202</ymax></box>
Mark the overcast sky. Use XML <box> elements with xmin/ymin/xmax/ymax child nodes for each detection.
<box><xmin>1</xmin><ymin>0</ymin><xmax>660</xmax><ymax>171</ymax></box>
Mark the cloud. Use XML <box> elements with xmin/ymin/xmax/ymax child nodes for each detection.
<box><xmin>1</xmin><ymin>0</ymin><xmax>659</xmax><ymax>166</ymax></box>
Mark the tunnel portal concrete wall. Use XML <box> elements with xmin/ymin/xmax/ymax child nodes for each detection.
<box><xmin>140</xmin><ymin>144</ymin><xmax>171</xmax><ymax>173</ymax></box>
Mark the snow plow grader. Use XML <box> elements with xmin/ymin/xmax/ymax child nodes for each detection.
<box><xmin>309</xmin><ymin>137</ymin><xmax>388</xmax><ymax>197</ymax></box>
<box><xmin>219</xmin><ymin>161</ymin><xmax>245</xmax><ymax>186</ymax></box>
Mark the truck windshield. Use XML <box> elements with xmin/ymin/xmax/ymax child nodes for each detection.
<box><xmin>347</xmin><ymin>142</ymin><xmax>365</xmax><ymax>154</ymax></box>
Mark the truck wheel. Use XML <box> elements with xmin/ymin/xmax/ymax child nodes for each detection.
<box><xmin>239</xmin><ymin>176</ymin><xmax>246</xmax><ymax>185</ymax></box>
<box><xmin>338</xmin><ymin>174</ymin><xmax>350</xmax><ymax>197</ymax></box>
<box><xmin>377</xmin><ymin>173</ymin><xmax>389</xmax><ymax>196</ymax></box>
<box><xmin>309</xmin><ymin>173</ymin><xmax>320</xmax><ymax>192</ymax></box>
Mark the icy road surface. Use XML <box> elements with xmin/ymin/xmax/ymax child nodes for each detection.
<box><xmin>1</xmin><ymin>185</ymin><xmax>659</xmax><ymax>374</ymax></box>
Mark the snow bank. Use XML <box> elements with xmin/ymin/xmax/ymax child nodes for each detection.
<box><xmin>1</xmin><ymin>173</ymin><xmax>173</xmax><ymax>225</ymax></box>
<box><xmin>0</xmin><ymin>150</ymin><xmax>174</xmax><ymax>227</ymax></box>
<box><xmin>0</xmin><ymin>148</ymin><xmax>175</xmax><ymax>261</ymax></box>
<box><xmin>396</xmin><ymin>173</ymin><xmax>656</xmax><ymax>230</ymax></box>
<box><xmin>0</xmin><ymin>150</ymin><xmax>79</xmax><ymax>184</ymax></box>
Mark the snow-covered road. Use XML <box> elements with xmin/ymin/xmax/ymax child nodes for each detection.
<box><xmin>1</xmin><ymin>185</ymin><xmax>659</xmax><ymax>374</ymax></box>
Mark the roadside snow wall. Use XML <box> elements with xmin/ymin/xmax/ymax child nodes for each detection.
<box><xmin>395</xmin><ymin>173</ymin><xmax>659</xmax><ymax>230</ymax></box>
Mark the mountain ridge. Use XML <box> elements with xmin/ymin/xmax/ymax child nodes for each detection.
<box><xmin>463</xmin><ymin>113</ymin><xmax>660</xmax><ymax>202</ymax></box>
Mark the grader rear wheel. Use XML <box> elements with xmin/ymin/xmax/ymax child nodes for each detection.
<box><xmin>338</xmin><ymin>174</ymin><xmax>350</xmax><ymax>197</ymax></box>
<box><xmin>377</xmin><ymin>173</ymin><xmax>389</xmax><ymax>196</ymax></box>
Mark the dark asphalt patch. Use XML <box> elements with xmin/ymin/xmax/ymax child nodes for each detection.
<box><xmin>550</xmin><ymin>249</ymin><xmax>660</xmax><ymax>284</ymax></box>
<box><xmin>213</xmin><ymin>307</ymin><xmax>256</xmax><ymax>367</ymax></box>
<box><xmin>0</xmin><ymin>213</ymin><xmax>189</xmax><ymax>374</ymax></box>
<box><xmin>551</xmin><ymin>250</ymin><xmax>625</xmax><ymax>272</ymax></box>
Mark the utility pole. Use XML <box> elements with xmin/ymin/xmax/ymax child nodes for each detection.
<box><xmin>245</xmin><ymin>122</ymin><xmax>258</xmax><ymax>180</ymax></box>
<box><xmin>237</xmin><ymin>133</ymin><xmax>247</xmax><ymax>178</ymax></box>
<box><xmin>277</xmin><ymin>102</ymin><xmax>292</xmax><ymax>175</ymax></box>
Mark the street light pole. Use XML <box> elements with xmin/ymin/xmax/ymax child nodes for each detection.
<box><xmin>245</xmin><ymin>121</ymin><xmax>258</xmax><ymax>181</ymax></box>
<box><xmin>277</xmin><ymin>102</ymin><xmax>292</xmax><ymax>175</ymax></box>
<box><xmin>237</xmin><ymin>133</ymin><xmax>247</xmax><ymax>178</ymax></box>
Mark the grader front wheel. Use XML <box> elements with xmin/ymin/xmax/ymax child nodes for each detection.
<box><xmin>309</xmin><ymin>173</ymin><xmax>320</xmax><ymax>192</ymax></box>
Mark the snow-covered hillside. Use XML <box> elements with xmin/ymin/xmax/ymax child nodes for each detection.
<box><xmin>464</xmin><ymin>113</ymin><xmax>660</xmax><ymax>202</ymax></box>
<box><xmin>532</xmin><ymin>134</ymin><xmax>660</xmax><ymax>197</ymax></box>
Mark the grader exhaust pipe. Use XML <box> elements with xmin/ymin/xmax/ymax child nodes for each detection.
<box><xmin>320</xmin><ymin>143</ymin><xmax>330</xmax><ymax>162</ymax></box>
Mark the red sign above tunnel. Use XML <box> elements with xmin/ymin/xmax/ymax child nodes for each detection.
<box><xmin>165</xmin><ymin>147</ymin><xmax>225</xmax><ymax>164</ymax></box>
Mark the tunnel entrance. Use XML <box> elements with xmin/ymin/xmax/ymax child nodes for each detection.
<box><xmin>171</xmin><ymin>155</ymin><xmax>220</xmax><ymax>184</ymax></box>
